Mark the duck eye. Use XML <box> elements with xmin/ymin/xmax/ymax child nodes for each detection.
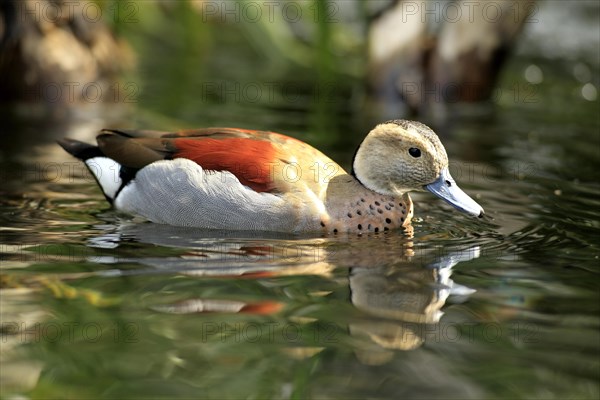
<box><xmin>408</xmin><ymin>148</ymin><xmax>421</xmax><ymax>158</ymax></box>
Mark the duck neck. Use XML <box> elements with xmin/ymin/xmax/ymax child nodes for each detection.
<box><xmin>322</xmin><ymin>175</ymin><xmax>413</xmax><ymax>233</ymax></box>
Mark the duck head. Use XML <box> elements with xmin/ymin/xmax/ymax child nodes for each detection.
<box><xmin>352</xmin><ymin>120</ymin><xmax>484</xmax><ymax>217</ymax></box>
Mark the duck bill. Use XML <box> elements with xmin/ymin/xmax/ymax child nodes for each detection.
<box><xmin>425</xmin><ymin>168</ymin><xmax>484</xmax><ymax>217</ymax></box>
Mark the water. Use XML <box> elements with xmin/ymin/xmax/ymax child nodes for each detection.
<box><xmin>1</xmin><ymin>3</ymin><xmax>599</xmax><ymax>399</ymax></box>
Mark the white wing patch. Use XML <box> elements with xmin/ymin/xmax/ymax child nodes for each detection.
<box><xmin>85</xmin><ymin>157</ymin><xmax>122</xmax><ymax>200</ymax></box>
<box><xmin>114</xmin><ymin>159</ymin><xmax>308</xmax><ymax>231</ymax></box>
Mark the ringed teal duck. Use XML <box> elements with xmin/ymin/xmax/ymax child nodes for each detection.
<box><xmin>58</xmin><ymin>120</ymin><xmax>484</xmax><ymax>233</ymax></box>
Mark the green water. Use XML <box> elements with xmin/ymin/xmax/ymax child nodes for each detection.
<box><xmin>1</xmin><ymin>2</ymin><xmax>599</xmax><ymax>399</ymax></box>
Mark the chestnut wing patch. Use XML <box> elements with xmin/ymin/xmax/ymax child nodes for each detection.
<box><xmin>173</xmin><ymin>138</ymin><xmax>277</xmax><ymax>192</ymax></box>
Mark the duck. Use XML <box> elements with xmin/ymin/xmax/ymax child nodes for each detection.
<box><xmin>58</xmin><ymin>119</ymin><xmax>484</xmax><ymax>233</ymax></box>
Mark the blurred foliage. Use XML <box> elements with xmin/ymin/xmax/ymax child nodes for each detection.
<box><xmin>89</xmin><ymin>0</ymin><xmax>369</xmax><ymax>142</ymax></box>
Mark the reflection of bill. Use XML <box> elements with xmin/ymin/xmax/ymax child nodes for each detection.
<box><xmin>348</xmin><ymin>247</ymin><xmax>479</xmax><ymax>365</ymax></box>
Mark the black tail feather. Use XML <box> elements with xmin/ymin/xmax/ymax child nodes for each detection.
<box><xmin>57</xmin><ymin>138</ymin><xmax>104</xmax><ymax>160</ymax></box>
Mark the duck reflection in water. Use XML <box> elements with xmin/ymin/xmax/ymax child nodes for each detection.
<box><xmin>85</xmin><ymin>222</ymin><xmax>479</xmax><ymax>363</ymax></box>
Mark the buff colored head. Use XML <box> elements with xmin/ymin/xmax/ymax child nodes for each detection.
<box><xmin>353</xmin><ymin>120</ymin><xmax>484</xmax><ymax>217</ymax></box>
